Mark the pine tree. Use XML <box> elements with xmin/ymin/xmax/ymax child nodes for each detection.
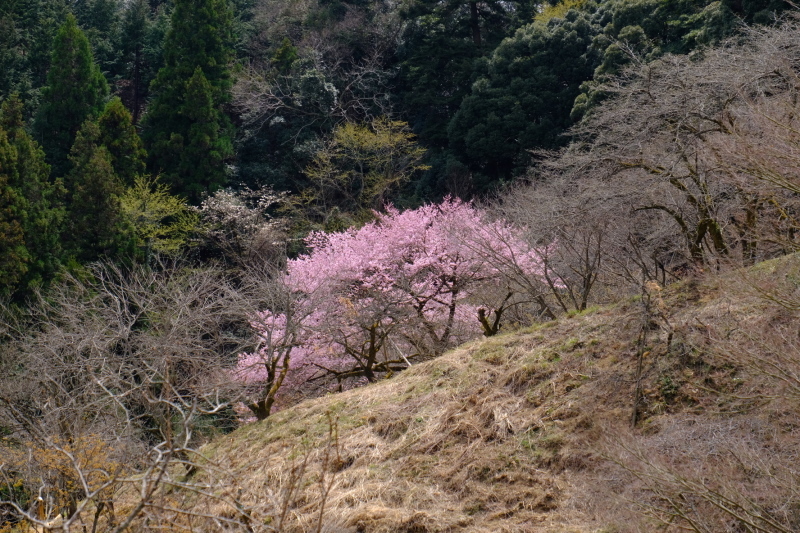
<box><xmin>271</xmin><ymin>38</ymin><xmax>298</xmax><ymax>74</ymax></box>
<box><xmin>143</xmin><ymin>0</ymin><xmax>234</xmax><ymax>202</ymax></box>
<box><xmin>35</xmin><ymin>13</ymin><xmax>109</xmax><ymax>178</ymax></box>
<box><xmin>447</xmin><ymin>12</ymin><xmax>600</xmax><ymax>185</ymax></box>
<box><xmin>0</xmin><ymin>95</ymin><xmax>64</xmax><ymax>294</ymax></box>
<box><xmin>397</xmin><ymin>0</ymin><xmax>535</xmax><ymax>149</ymax></box>
<box><xmin>97</xmin><ymin>97</ymin><xmax>147</xmax><ymax>186</ymax></box>
<box><xmin>64</xmin><ymin>119</ymin><xmax>133</xmax><ymax>262</ymax></box>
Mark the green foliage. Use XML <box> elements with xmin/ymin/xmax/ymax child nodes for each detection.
<box><xmin>391</xmin><ymin>0</ymin><xmax>540</xmax><ymax>197</ymax></box>
<box><xmin>0</xmin><ymin>128</ymin><xmax>28</xmax><ymax>293</ymax></box>
<box><xmin>119</xmin><ymin>0</ymin><xmax>172</xmax><ymax>125</ymax></box>
<box><xmin>97</xmin><ymin>97</ymin><xmax>146</xmax><ymax>186</ymax></box>
<box><xmin>0</xmin><ymin>474</ymin><xmax>31</xmax><ymax>526</ymax></box>
<box><xmin>299</xmin><ymin>118</ymin><xmax>428</xmax><ymax>228</ymax></box>
<box><xmin>181</xmin><ymin>68</ymin><xmax>233</xmax><ymax>198</ymax></box>
<box><xmin>570</xmin><ymin>0</ymin><xmax>789</xmax><ymax>119</ymax></box>
<box><xmin>448</xmin><ymin>10</ymin><xmax>600</xmax><ymax>183</ymax></box>
<box><xmin>72</xmin><ymin>0</ymin><xmax>123</xmax><ymax>77</ymax></box>
<box><xmin>64</xmin><ymin>120</ymin><xmax>134</xmax><ymax>262</ymax></box>
<box><xmin>590</xmin><ymin>0</ymin><xmax>735</xmax><ymax>76</ymax></box>
<box><xmin>119</xmin><ymin>0</ymin><xmax>150</xmax><ymax>124</ymax></box>
<box><xmin>0</xmin><ymin>0</ymin><xmax>792</xmax><ymax>273</ymax></box>
<box><xmin>0</xmin><ymin>95</ymin><xmax>63</xmax><ymax>297</ymax></box>
<box><xmin>233</xmin><ymin>59</ymin><xmax>349</xmax><ymax>194</ymax></box>
<box><xmin>396</xmin><ymin>14</ymin><xmax>480</xmax><ymax>149</ymax></box>
<box><xmin>400</xmin><ymin>1</ymin><xmax>537</xmax><ymax>49</ymax></box>
<box><xmin>154</xmin><ymin>67</ymin><xmax>233</xmax><ymax>201</ymax></box>
<box><xmin>120</xmin><ymin>175</ymin><xmax>199</xmax><ymax>255</ymax></box>
<box><xmin>723</xmin><ymin>0</ymin><xmax>789</xmax><ymax>22</ymax></box>
<box><xmin>535</xmin><ymin>0</ymin><xmax>587</xmax><ymax>23</ymax></box>
<box><xmin>35</xmin><ymin>13</ymin><xmax>109</xmax><ymax>178</ymax></box>
<box><xmin>232</xmin><ymin>0</ymin><xmax>395</xmax><ymax>195</ymax></box>
<box><xmin>271</xmin><ymin>37</ymin><xmax>298</xmax><ymax>74</ymax></box>
<box><xmin>397</xmin><ymin>1</ymin><xmax>537</xmax><ymax>150</ymax></box>
<box><xmin>229</xmin><ymin>0</ymin><xmax>256</xmax><ymax>57</ymax></box>
<box><xmin>0</xmin><ymin>0</ymin><xmax>70</xmax><ymax>104</ymax></box>
<box><xmin>143</xmin><ymin>0</ymin><xmax>235</xmax><ymax>201</ymax></box>
<box><xmin>397</xmin><ymin>0</ymin><xmax>791</xmax><ymax>195</ymax></box>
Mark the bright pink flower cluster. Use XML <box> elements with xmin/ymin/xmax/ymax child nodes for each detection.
<box><xmin>235</xmin><ymin>199</ymin><xmax>549</xmax><ymax>417</ymax></box>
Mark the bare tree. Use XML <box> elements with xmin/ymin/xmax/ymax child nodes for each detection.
<box><xmin>195</xmin><ymin>185</ymin><xmax>289</xmax><ymax>271</ymax></box>
<box><xmin>233</xmin><ymin>50</ymin><xmax>395</xmax><ymax>138</ymax></box>
<box><xmin>553</xmin><ymin>51</ymin><xmax>744</xmax><ymax>267</ymax></box>
<box><xmin>0</xmin><ymin>257</ymin><xmax>348</xmax><ymax>531</ymax></box>
<box><xmin>600</xmin><ymin>265</ymin><xmax>800</xmax><ymax>532</ymax></box>
<box><xmin>606</xmin><ymin>419</ymin><xmax>800</xmax><ymax>533</ymax></box>
<box><xmin>495</xmin><ymin>172</ymin><xmax>635</xmax><ymax>314</ymax></box>
<box><xmin>234</xmin><ymin>0</ymin><xmax>399</xmax><ymax>139</ymax></box>
<box><xmin>500</xmin><ymin>17</ymin><xmax>800</xmax><ymax>317</ymax></box>
<box><xmin>0</xmin><ymin>259</ymin><xmax>248</xmax><ymax>530</ymax></box>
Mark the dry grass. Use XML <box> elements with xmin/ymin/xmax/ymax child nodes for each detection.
<box><xmin>158</xmin><ymin>254</ymin><xmax>800</xmax><ymax>532</ymax></box>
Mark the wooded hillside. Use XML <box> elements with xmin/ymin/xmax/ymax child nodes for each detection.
<box><xmin>1</xmin><ymin>1</ymin><xmax>799</xmax><ymax>531</ymax></box>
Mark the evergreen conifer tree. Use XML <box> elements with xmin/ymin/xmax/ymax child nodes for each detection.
<box><xmin>35</xmin><ymin>13</ymin><xmax>108</xmax><ymax>178</ymax></box>
<box><xmin>447</xmin><ymin>12</ymin><xmax>599</xmax><ymax>184</ymax></box>
<box><xmin>143</xmin><ymin>0</ymin><xmax>234</xmax><ymax>202</ymax></box>
<box><xmin>0</xmin><ymin>128</ymin><xmax>29</xmax><ymax>293</ymax></box>
<box><xmin>0</xmin><ymin>0</ymin><xmax>70</xmax><ymax>102</ymax></box>
<box><xmin>97</xmin><ymin>97</ymin><xmax>147</xmax><ymax>186</ymax></box>
<box><xmin>120</xmin><ymin>0</ymin><xmax>151</xmax><ymax>124</ymax></box>
<box><xmin>72</xmin><ymin>0</ymin><xmax>122</xmax><ymax>76</ymax></box>
<box><xmin>64</xmin><ymin>119</ymin><xmax>134</xmax><ymax>262</ymax></box>
<box><xmin>0</xmin><ymin>95</ymin><xmax>64</xmax><ymax>294</ymax></box>
<box><xmin>175</xmin><ymin>68</ymin><xmax>231</xmax><ymax>199</ymax></box>
<box><xmin>271</xmin><ymin>38</ymin><xmax>298</xmax><ymax>74</ymax></box>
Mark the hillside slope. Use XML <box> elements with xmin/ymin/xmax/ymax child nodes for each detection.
<box><xmin>183</xmin><ymin>256</ymin><xmax>800</xmax><ymax>532</ymax></box>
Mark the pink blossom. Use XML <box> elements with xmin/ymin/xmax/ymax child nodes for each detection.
<box><xmin>236</xmin><ymin>199</ymin><xmax>552</xmax><ymax>419</ymax></box>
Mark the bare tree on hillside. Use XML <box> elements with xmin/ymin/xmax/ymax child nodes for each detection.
<box><xmin>529</xmin><ymin>20</ymin><xmax>800</xmax><ymax>280</ymax></box>
<box><xmin>495</xmin><ymin>170</ymin><xmax>648</xmax><ymax>312</ymax></box>
<box><xmin>598</xmin><ymin>258</ymin><xmax>800</xmax><ymax>532</ymax></box>
<box><xmin>492</xmin><ymin>17</ymin><xmax>800</xmax><ymax>323</ymax></box>
<box><xmin>0</xmin><ymin>258</ymin><xmax>346</xmax><ymax>531</ymax></box>
<box><xmin>0</xmin><ymin>260</ymin><xmax>247</xmax><ymax>530</ymax></box>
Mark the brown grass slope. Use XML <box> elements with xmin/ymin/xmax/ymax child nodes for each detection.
<box><xmin>187</xmin><ymin>256</ymin><xmax>800</xmax><ymax>532</ymax></box>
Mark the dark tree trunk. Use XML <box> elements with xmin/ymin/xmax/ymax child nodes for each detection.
<box><xmin>132</xmin><ymin>47</ymin><xmax>142</xmax><ymax>124</ymax></box>
<box><xmin>470</xmin><ymin>2</ymin><xmax>481</xmax><ymax>46</ymax></box>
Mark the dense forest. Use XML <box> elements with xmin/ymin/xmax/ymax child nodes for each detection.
<box><xmin>0</xmin><ymin>0</ymin><xmax>791</xmax><ymax>298</ymax></box>
<box><xmin>2</xmin><ymin>0</ymin><xmax>800</xmax><ymax>531</ymax></box>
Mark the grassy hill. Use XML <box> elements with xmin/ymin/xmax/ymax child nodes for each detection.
<box><xmin>171</xmin><ymin>256</ymin><xmax>800</xmax><ymax>532</ymax></box>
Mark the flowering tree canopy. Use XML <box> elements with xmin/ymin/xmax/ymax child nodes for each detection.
<box><xmin>236</xmin><ymin>198</ymin><xmax>550</xmax><ymax>419</ymax></box>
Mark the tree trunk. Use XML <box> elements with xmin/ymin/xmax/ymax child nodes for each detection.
<box><xmin>470</xmin><ymin>2</ymin><xmax>481</xmax><ymax>46</ymax></box>
<box><xmin>132</xmin><ymin>47</ymin><xmax>142</xmax><ymax>124</ymax></box>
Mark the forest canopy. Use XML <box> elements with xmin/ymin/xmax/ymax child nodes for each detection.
<box><xmin>0</xmin><ymin>0</ymin><xmax>791</xmax><ymax>298</ymax></box>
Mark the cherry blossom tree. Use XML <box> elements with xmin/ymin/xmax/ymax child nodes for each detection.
<box><xmin>236</xmin><ymin>199</ymin><xmax>550</xmax><ymax>419</ymax></box>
